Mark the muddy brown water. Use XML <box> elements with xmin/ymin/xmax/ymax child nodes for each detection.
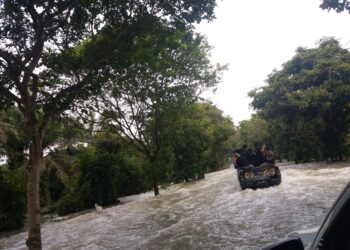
<box><xmin>1</xmin><ymin>162</ymin><xmax>349</xmax><ymax>250</ymax></box>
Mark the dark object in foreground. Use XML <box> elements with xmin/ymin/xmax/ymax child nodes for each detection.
<box><xmin>237</xmin><ymin>163</ymin><xmax>281</xmax><ymax>190</ymax></box>
<box><xmin>262</xmin><ymin>182</ymin><xmax>350</xmax><ymax>250</ymax></box>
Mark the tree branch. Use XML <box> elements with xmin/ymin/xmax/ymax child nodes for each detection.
<box><xmin>0</xmin><ymin>85</ymin><xmax>21</xmax><ymax>105</ymax></box>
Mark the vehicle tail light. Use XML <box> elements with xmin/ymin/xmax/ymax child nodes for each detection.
<box><xmin>244</xmin><ymin>171</ymin><xmax>254</xmax><ymax>179</ymax></box>
<box><xmin>264</xmin><ymin>168</ymin><xmax>275</xmax><ymax>177</ymax></box>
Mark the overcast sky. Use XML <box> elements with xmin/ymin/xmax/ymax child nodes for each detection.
<box><xmin>196</xmin><ymin>0</ymin><xmax>350</xmax><ymax>125</ymax></box>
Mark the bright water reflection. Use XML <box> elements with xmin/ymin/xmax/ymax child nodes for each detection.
<box><xmin>1</xmin><ymin>162</ymin><xmax>350</xmax><ymax>250</ymax></box>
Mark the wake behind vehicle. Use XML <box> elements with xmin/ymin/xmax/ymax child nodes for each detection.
<box><xmin>236</xmin><ymin>163</ymin><xmax>281</xmax><ymax>190</ymax></box>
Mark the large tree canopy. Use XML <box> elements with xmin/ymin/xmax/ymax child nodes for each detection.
<box><xmin>0</xmin><ymin>0</ymin><xmax>217</xmax><ymax>118</ymax></box>
<box><xmin>97</xmin><ymin>25</ymin><xmax>224</xmax><ymax>195</ymax></box>
<box><xmin>250</xmin><ymin>38</ymin><xmax>350</xmax><ymax>161</ymax></box>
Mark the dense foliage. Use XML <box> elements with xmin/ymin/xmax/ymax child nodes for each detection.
<box><xmin>0</xmin><ymin>102</ymin><xmax>235</xmax><ymax>223</ymax></box>
<box><xmin>233</xmin><ymin>116</ymin><xmax>269</xmax><ymax>150</ymax></box>
<box><xmin>0</xmin><ymin>0</ymin><xmax>220</xmax><ymax>247</ymax></box>
<box><xmin>55</xmin><ymin>102</ymin><xmax>234</xmax><ymax>215</ymax></box>
<box><xmin>249</xmin><ymin>38</ymin><xmax>350</xmax><ymax>162</ymax></box>
<box><xmin>0</xmin><ymin>167</ymin><xmax>26</xmax><ymax>231</ymax></box>
<box><xmin>168</xmin><ymin>102</ymin><xmax>235</xmax><ymax>182</ymax></box>
<box><xmin>97</xmin><ymin>25</ymin><xmax>225</xmax><ymax>195</ymax></box>
<box><xmin>0</xmin><ymin>109</ymin><xmax>28</xmax><ymax>170</ymax></box>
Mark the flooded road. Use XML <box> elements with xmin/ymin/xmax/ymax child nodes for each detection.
<box><xmin>1</xmin><ymin>162</ymin><xmax>350</xmax><ymax>250</ymax></box>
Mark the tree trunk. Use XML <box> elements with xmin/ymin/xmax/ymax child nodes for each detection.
<box><xmin>26</xmin><ymin>125</ymin><xmax>43</xmax><ymax>250</ymax></box>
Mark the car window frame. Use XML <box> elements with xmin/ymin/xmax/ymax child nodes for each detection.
<box><xmin>310</xmin><ymin>183</ymin><xmax>350</xmax><ymax>249</ymax></box>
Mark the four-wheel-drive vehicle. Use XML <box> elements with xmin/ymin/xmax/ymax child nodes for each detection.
<box><xmin>237</xmin><ymin>163</ymin><xmax>281</xmax><ymax>190</ymax></box>
<box><xmin>262</xmin><ymin>182</ymin><xmax>350</xmax><ymax>250</ymax></box>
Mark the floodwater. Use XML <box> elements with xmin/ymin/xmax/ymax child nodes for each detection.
<box><xmin>1</xmin><ymin>162</ymin><xmax>350</xmax><ymax>250</ymax></box>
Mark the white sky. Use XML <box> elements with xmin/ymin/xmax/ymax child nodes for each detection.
<box><xmin>196</xmin><ymin>0</ymin><xmax>350</xmax><ymax>125</ymax></box>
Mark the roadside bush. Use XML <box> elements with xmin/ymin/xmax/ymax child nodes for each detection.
<box><xmin>55</xmin><ymin>184</ymin><xmax>85</xmax><ymax>216</ymax></box>
<box><xmin>78</xmin><ymin>149</ymin><xmax>119</xmax><ymax>207</ymax></box>
<box><xmin>172</xmin><ymin>124</ymin><xmax>209</xmax><ymax>182</ymax></box>
<box><xmin>118</xmin><ymin>154</ymin><xmax>151</xmax><ymax>196</ymax></box>
<box><xmin>153</xmin><ymin>146</ymin><xmax>175</xmax><ymax>184</ymax></box>
<box><xmin>55</xmin><ymin>139</ymin><xmax>156</xmax><ymax>216</ymax></box>
<box><xmin>95</xmin><ymin>135</ymin><xmax>151</xmax><ymax>196</ymax></box>
<box><xmin>0</xmin><ymin>167</ymin><xmax>26</xmax><ymax>231</ymax></box>
<box><xmin>56</xmin><ymin>147</ymin><xmax>120</xmax><ymax>215</ymax></box>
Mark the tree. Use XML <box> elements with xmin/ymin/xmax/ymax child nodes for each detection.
<box><xmin>98</xmin><ymin>26</ymin><xmax>224</xmax><ymax>195</ymax></box>
<box><xmin>249</xmin><ymin>38</ymin><xmax>350</xmax><ymax>161</ymax></box>
<box><xmin>0</xmin><ymin>1</ymin><xmax>218</xmax><ymax>248</ymax></box>
<box><xmin>167</xmin><ymin>102</ymin><xmax>235</xmax><ymax>182</ymax></box>
<box><xmin>235</xmin><ymin>116</ymin><xmax>270</xmax><ymax>150</ymax></box>
<box><xmin>55</xmin><ymin>131</ymin><xmax>151</xmax><ymax>216</ymax></box>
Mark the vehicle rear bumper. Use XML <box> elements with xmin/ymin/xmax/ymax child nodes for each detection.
<box><xmin>242</xmin><ymin>177</ymin><xmax>281</xmax><ymax>189</ymax></box>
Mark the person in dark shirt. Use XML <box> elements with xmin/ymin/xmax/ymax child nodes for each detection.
<box><xmin>241</xmin><ymin>144</ymin><xmax>253</xmax><ymax>163</ymax></box>
<box><xmin>252</xmin><ymin>144</ymin><xmax>266</xmax><ymax>167</ymax></box>
<box><xmin>232</xmin><ymin>151</ymin><xmax>251</xmax><ymax>169</ymax></box>
<box><xmin>235</xmin><ymin>145</ymin><xmax>253</xmax><ymax>164</ymax></box>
